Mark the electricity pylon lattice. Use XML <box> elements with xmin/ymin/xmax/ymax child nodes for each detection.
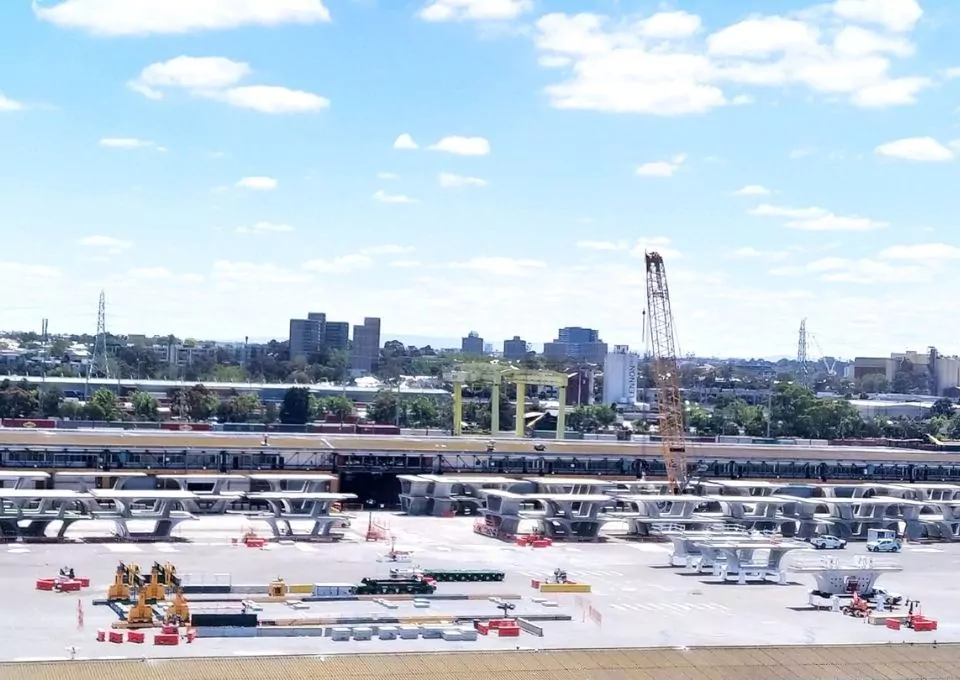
<box><xmin>87</xmin><ymin>290</ymin><xmax>110</xmax><ymax>381</ymax></box>
<box><xmin>796</xmin><ymin>319</ymin><xmax>810</xmax><ymax>385</ymax></box>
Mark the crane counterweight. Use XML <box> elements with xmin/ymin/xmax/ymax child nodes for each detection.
<box><xmin>644</xmin><ymin>251</ymin><xmax>689</xmax><ymax>493</ymax></box>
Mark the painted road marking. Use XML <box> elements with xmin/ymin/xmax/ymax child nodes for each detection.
<box><xmin>631</xmin><ymin>544</ymin><xmax>671</xmax><ymax>553</ymax></box>
<box><xmin>294</xmin><ymin>543</ymin><xmax>318</xmax><ymax>553</ymax></box>
<box><xmin>611</xmin><ymin>602</ymin><xmax>728</xmax><ymax>613</ymax></box>
<box><xmin>105</xmin><ymin>545</ymin><xmax>143</xmax><ymax>553</ymax></box>
<box><xmin>909</xmin><ymin>548</ymin><xmax>943</xmax><ymax>553</ymax></box>
<box><xmin>7</xmin><ymin>547</ymin><xmax>29</xmax><ymax>554</ymax></box>
<box><xmin>156</xmin><ymin>544</ymin><xmax>177</xmax><ymax>553</ymax></box>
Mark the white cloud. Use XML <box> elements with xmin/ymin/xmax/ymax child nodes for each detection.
<box><xmin>361</xmin><ymin>245</ymin><xmax>415</xmax><ymax>255</ymax></box>
<box><xmin>418</xmin><ymin>0</ymin><xmax>532</xmax><ymax>22</ymax></box>
<box><xmin>179</xmin><ymin>273</ymin><xmax>206</xmax><ymax>284</ymax></box>
<box><xmin>576</xmin><ymin>240</ymin><xmax>628</xmax><ymax>251</ymax></box>
<box><xmin>945</xmin><ymin>67</ymin><xmax>960</xmax><ymax>80</ymax></box>
<box><xmin>733</xmin><ymin>184</ymin><xmax>771</xmax><ymax>196</ymax></box>
<box><xmin>302</xmin><ymin>254</ymin><xmax>373</xmax><ymax>273</ymax></box>
<box><xmin>636</xmin><ymin>11</ymin><xmax>702</xmax><ymax>39</ymax></box>
<box><xmin>729</xmin><ymin>247</ymin><xmax>789</xmax><ymax>260</ymax></box>
<box><xmin>99</xmin><ymin>137</ymin><xmax>159</xmax><ymax>149</ymax></box>
<box><xmin>0</xmin><ymin>94</ymin><xmax>25</xmax><ymax>112</ymax></box>
<box><xmin>237</xmin><ymin>221</ymin><xmax>294</xmax><ymax>234</ymax></box>
<box><xmin>429</xmin><ymin>136</ymin><xmax>491</xmax><ymax>156</ymax></box>
<box><xmin>831</xmin><ymin>0</ymin><xmax>923</xmax><ymax>33</ymax></box>
<box><xmin>373</xmin><ymin>190</ymin><xmax>418</xmax><ymax>204</ymax></box>
<box><xmin>449</xmin><ymin>256</ymin><xmax>546</xmax><ymax>276</ymax></box>
<box><xmin>631</xmin><ymin>236</ymin><xmax>681</xmax><ymax>259</ymax></box>
<box><xmin>789</xmin><ymin>147</ymin><xmax>816</xmax><ymax>159</ymax></box>
<box><xmin>393</xmin><ymin>134</ymin><xmax>419</xmax><ymax>150</ymax></box>
<box><xmin>770</xmin><ymin>256</ymin><xmax>927</xmax><ymax>284</ymax></box>
<box><xmin>636</xmin><ymin>154</ymin><xmax>686</xmax><ymax>177</ymax></box>
<box><xmin>750</xmin><ymin>204</ymin><xmax>886</xmax><ymax>231</ymax></box>
<box><xmin>127</xmin><ymin>267</ymin><xmax>172</xmax><ymax>280</ymax></box>
<box><xmin>538</xmin><ymin>55</ymin><xmax>572</xmax><ymax>68</ymax></box>
<box><xmin>878</xmin><ymin>243</ymin><xmax>960</xmax><ymax>260</ymax></box>
<box><xmin>236</xmin><ymin>176</ymin><xmax>278</xmax><ymax>191</ymax></box>
<box><xmin>128</xmin><ymin>56</ymin><xmax>327</xmax><ymax>113</ymax></box>
<box><xmin>852</xmin><ymin>76</ymin><xmax>930</xmax><ymax>107</ymax></box>
<box><xmin>438</xmin><ymin>172</ymin><xmax>487</xmax><ymax>188</ymax></box>
<box><xmin>874</xmin><ymin>137</ymin><xmax>954</xmax><ymax>162</ymax></box>
<box><xmin>0</xmin><ymin>262</ymin><xmax>61</xmax><ymax>279</ymax></box>
<box><xmin>390</xmin><ymin>260</ymin><xmax>422</xmax><ymax>268</ymax></box>
<box><xmin>206</xmin><ymin>85</ymin><xmax>329</xmax><ymax>113</ymax></box>
<box><xmin>786</xmin><ymin>214</ymin><xmax>887</xmax><ymax>231</ymax></box>
<box><xmin>77</xmin><ymin>235</ymin><xmax>133</xmax><ymax>255</ymax></box>
<box><xmin>377</xmin><ymin>172</ymin><xmax>400</xmax><ymax>180</ymax></box>
<box><xmin>212</xmin><ymin>260</ymin><xmax>311</xmax><ymax>285</ymax></box>
<box><xmin>35</xmin><ymin>0</ymin><xmax>331</xmax><ymax>36</ymax></box>
<box><xmin>532</xmin><ymin>2</ymin><xmax>931</xmax><ymax>117</ymax></box>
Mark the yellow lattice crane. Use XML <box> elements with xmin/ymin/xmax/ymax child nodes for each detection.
<box><xmin>645</xmin><ymin>251</ymin><xmax>689</xmax><ymax>493</ymax></box>
<box><xmin>448</xmin><ymin>364</ymin><xmax>571</xmax><ymax>439</ymax></box>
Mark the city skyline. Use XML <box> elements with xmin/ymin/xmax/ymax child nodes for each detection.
<box><xmin>1</xmin><ymin>0</ymin><xmax>958</xmax><ymax>358</ymax></box>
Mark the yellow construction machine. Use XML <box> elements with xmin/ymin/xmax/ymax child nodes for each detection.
<box><xmin>107</xmin><ymin>562</ymin><xmax>142</xmax><ymax>601</ymax></box>
<box><xmin>125</xmin><ymin>589</ymin><xmax>155</xmax><ymax>628</ymax></box>
<box><xmin>142</xmin><ymin>562</ymin><xmax>180</xmax><ymax>603</ymax></box>
<box><xmin>164</xmin><ymin>589</ymin><xmax>190</xmax><ymax>625</ymax></box>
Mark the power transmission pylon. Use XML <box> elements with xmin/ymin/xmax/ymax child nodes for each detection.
<box><xmin>644</xmin><ymin>251</ymin><xmax>688</xmax><ymax>494</ymax></box>
<box><xmin>86</xmin><ymin>290</ymin><xmax>110</xmax><ymax>396</ymax></box>
<box><xmin>796</xmin><ymin>318</ymin><xmax>810</xmax><ymax>385</ymax></box>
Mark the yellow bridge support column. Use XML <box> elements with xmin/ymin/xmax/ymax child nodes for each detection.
<box><xmin>452</xmin><ymin>381</ymin><xmax>463</xmax><ymax>436</ymax></box>
<box><xmin>514</xmin><ymin>381</ymin><xmax>526</xmax><ymax>437</ymax></box>
<box><xmin>556</xmin><ymin>385</ymin><xmax>567</xmax><ymax>440</ymax></box>
<box><xmin>490</xmin><ymin>381</ymin><xmax>500</xmax><ymax>435</ymax></box>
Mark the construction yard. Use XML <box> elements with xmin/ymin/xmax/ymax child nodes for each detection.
<box><xmin>1</xmin><ymin>513</ymin><xmax>959</xmax><ymax>662</ymax></box>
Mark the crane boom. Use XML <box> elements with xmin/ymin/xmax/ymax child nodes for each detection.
<box><xmin>644</xmin><ymin>252</ymin><xmax>688</xmax><ymax>492</ymax></box>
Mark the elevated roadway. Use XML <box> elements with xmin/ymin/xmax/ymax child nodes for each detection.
<box><xmin>0</xmin><ymin>428</ymin><xmax>950</xmax><ymax>464</ymax></box>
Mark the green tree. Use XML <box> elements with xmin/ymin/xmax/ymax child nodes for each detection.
<box><xmin>185</xmin><ymin>384</ymin><xmax>219</xmax><ymax>421</ymax></box>
<box><xmin>858</xmin><ymin>373</ymin><xmax>889</xmax><ymax>394</ymax></box>
<box><xmin>40</xmin><ymin>388</ymin><xmax>64</xmax><ymax>418</ymax></box>
<box><xmin>280</xmin><ymin>387</ymin><xmax>313</xmax><ymax>424</ymax></box>
<box><xmin>212</xmin><ymin>364</ymin><xmax>248</xmax><ymax>383</ymax></box>
<box><xmin>85</xmin><ymin>388</ymin><xmax>120</xmax><ymax>420</ymax></box>
<box><xmin>317</xmin><ymin>395</ymin><xmax>354</xmax><ymax>422</ymax></box>
<box><xmin>58</xmin><ymin>400</ymin><xmax>81</xmax><ymax>419</ymax></box>
<box><xmin>408</xmin><ymin>397</ymin><xmax>440</xmax><ymax>428</ymax></box>
<box><xmin>219</xmin><ymin>393</ymin><xmax>261</xmax><ymax>422</ymax></box>
<box><xmin>131</xmin><ymin>391</ymin><xmax>159</xmax><ymax>420</ymax></box>
<box><xmin>930</xmin><ymin>398</ymin><xmax>955</xmax><ymax>419</ymax></box>
<box><xmin>367</xmin><ymin>389</ymin><xmax>399</xmax><ymax>424</ymax></box>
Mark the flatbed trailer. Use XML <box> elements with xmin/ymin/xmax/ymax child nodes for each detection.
<box><xmin>355</xmin><ymin>577</ymin><xmax>437</xmax><ymax>595</ymax></box>
<box><xmin>420</xmin><ymin>569</ymin><xmax>505</xmax><ymax>583</ymax></box>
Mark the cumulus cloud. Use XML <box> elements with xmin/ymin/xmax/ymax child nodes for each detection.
<box><xmin>636</xmin><ymin>154</ymin><xmax>686</xmax><ymax>177</ymax></box>
<box><xmin>429</xmin><ymin>136</ymin><xmax>491</xmax><ymax>156</ymax></box>
<box><xmin>236</xmin><ymin>177</ymin><xmax>278</xmax><ymax>191</ymax></box>
<box><xmin>438</xmin><ymin>172</ymin><xmax>487</xmax><ymax>188</ymax></box>
<box><xmin>34</xmin><ymin>0</ymin><xmax>331</xmax><ymax>36</ymax></box>
<box><xmin>393</xmin><ymin>134</ymin><xmax>418</xmax><ymax>150</ymax></box>
<box><xmin>373</xmin><ymin>190</ymin><xmax>418</xmax><ymax>204</ymax></box>
<box><xmin>128</xmin><ymin>56</ymin><xmax>328</xmax><ymax>113</ymax></box>
<box><xmin>418</xmin><ymin>0</ymin><xmax>532</xmax><ymax>22</ymax></box>
<box><xmin>532</xmin><ymin>2</ymin><xmax>931</xmax><ymax>116</ymax></box>
<box><xmin>875</xmin><ymin>137</ymin><xmax>954</xmax><ymax>162</ymax></box>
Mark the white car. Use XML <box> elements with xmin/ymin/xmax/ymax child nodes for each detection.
<box><xmin>866</xmin><ymin>538</ymin><xmax>902</xmax><ymax>553</ymax></box>
<box><xmin>809</xmin><ymin>535</ymin><xmax>847</xmax><ymax>550</ymax></box>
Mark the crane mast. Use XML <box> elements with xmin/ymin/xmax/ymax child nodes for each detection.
<box><xmin>644</xmin><ymin>252</ymin><xmax>688</xmax><ymax>493</ymax></box>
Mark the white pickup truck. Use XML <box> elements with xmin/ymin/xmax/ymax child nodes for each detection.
<box><xmin>866</xmin><ymin>537</ymin><xmax>903</xmax><ymax>553</ymax></box>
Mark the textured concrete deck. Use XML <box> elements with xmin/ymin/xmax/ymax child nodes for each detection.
<box><xmin>3</xmin><ymin>645</ymin><xmax>959</xmax><ymax>680</ymax></box>
<box><xmin>0</xmin><ymin>428</ymin><xmax>942</xmax><ymax>462</ymax></box>
<box><xmin>1</xmin><ymin>514</ymin><xmax>960</xmax><ymax>663</ymax></box>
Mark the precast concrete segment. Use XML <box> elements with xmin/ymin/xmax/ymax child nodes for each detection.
<box><xmin>3</xmin><ymin>645</ymin><xmax>960</xmax><ymax>680</ymax></box>
<box><xmin>0</xmin><ymin>429</ymin><xmax>948</xmax><ymax>463</ymax></box>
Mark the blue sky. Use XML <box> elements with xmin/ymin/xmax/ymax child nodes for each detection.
<box><xmin>1</xmin><ymin>0</ymin><xmax>958</xmax><ymax>359</ymax></box>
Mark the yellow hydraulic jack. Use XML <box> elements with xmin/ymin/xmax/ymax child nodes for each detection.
<box><xmin>164</xmin><ymin>589</ymin><xmax>191</xmax><ymax>625</ymax></box>
<box><xmin>107</xmin><ymin>562</ymin><xmax>141</xmax><ymax>601</ymax></box>
<box><xmin>142</xmin><ymin>562</ymin><xmax>180</xmax><ymax>603</ymax></box>
<box><xmin>125</xmin><ymin>590</ymin><xmax>156</xmax><ymax>628</ymax></box>
<box><xmin>269</xmin><ymin>577</ymin><xmax>288</xmax><ymax>597</ymax></box>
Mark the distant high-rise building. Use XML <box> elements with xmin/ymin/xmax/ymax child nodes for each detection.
<box><xmin>544</xmin><ymin>326</ymin><xmax>607</xmax><ymax>364</ymax></box>
<box><xmin>503</xmin><ymin>336</ymin><xmax>528</xmax><ymax>361</ymax></box>
<box><xmin>603</xmin><ymin>345</ymin><xmax>640</xmax><ymax>405</ymax></box>
<box><xmin>483</xmin><ymin>342</ymin><xmax>494</xmax><ymax>354</ymax></box>
<box><xmin>461</xmin><ymin>331</ymin><xmax>484</xmax><ymax>355</ymax></box>
<box><xmin>324</xmin><ymin>321</ymin><xmax>349</xmax><ymax>350</ymax></box>
<box><xmin>350</xmin><ymin>317</ymin><xmax>382</xmax><ymax>373</ymax></box>
<box><xmin>289</xmin><ymin>318</ymin><xmax>321</xmax><ymax>361</ymax></box>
